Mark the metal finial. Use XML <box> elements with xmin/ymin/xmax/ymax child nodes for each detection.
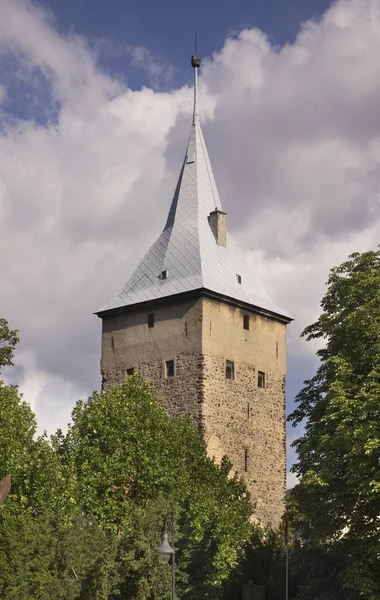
<box><xmin>191</xmin><ymin>31</ymin><xmax>201</xmax><ymax>69</ymax></box>
<box><xmin>191</xmin><ymin>54</ymin><xmax>201</xmax><ymax>68</ymax></box>
<box><xmin>191</xmin><ymin>35</ymin><xmax>200</xmax><ymax>124</ymax></box>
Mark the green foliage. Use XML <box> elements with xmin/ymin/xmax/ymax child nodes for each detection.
<box><xmin>0</xmin><ymin>510</ymin><xmax>121</xmax><ymax>600</ymax></box>
<box><xmin>0</xmin><ymin>318</ymin><xmax>19</xmax><ymax>371</ymax></box>
<box><xmin>0</xmin><ymin>511</ymin><xmax>57</xmax><ymax>600</ymax></box>
<box><xmin>288</xmin><ymin>249</ymin><xmax>380</xmax><ymax>599</ymax></box>
<box><xmin>288</xmin><ymin>539</ymin><xmax>346</xmax><ymax>600</ymax></box>
<box><xmin>109</xmin><ymin>499</ymin><xmax>175</xmax><ymax>600</ymax></box>
<box><xmin>0</xmin><ymin>378</ymin><xmax>69</xmax><ymax>515</ymax></box>
<box><xmin>56</xmin><ymin>376</ymin><xmax>253</xmax><ymax>596</ymax></box>
<box><xmin>221</xmin><ymin>527</ymin><xmax>286</xmax><ymax>600</ymax></box>
<box><xmin>0</xmin><ymin>318</ymin><xmax>56</xmax><ymax>512</ymax></box>
<box><xmin>0</xmin><ymin>380</ymin><xmax>36</xmax><ymax>482</ymax></box>
<box><xmin>0</xmin><ymin>317</ymin><xmax>254</xmax><ymax>598</ymax></box>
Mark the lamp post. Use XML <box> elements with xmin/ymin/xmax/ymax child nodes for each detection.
<box><xmin>155</xmin><ymin>514</ymin><xmax>176</xmax><ymax>600</ymax></box>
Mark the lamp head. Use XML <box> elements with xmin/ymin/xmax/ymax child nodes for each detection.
<box><xmin>155</xmin><ymin>532</ymin><xmax>174</xmax><ymax>564</ymax></box>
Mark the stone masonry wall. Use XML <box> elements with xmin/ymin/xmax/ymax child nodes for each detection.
<box><xmin>100</xmin><ymin>295</ymin><xmax>287</xmax><ymax>528</ymax></box>
<box><xmin>202</xmin><ymin>353</ymin><xmax>286</xmax><ymax>527</ymax></box>
<box><xmin>201</xmin><ymin>297</ymin><xmax>287</xmax><ymax>527</ymax></box>
<box><xmin>102</xmin><ymin>348</ymin><xmax>286</xmax><ymax>527</ymax></box>
<box><xmin>138</xmin><ymin>353</ymin><xmax>204</xmax><ymax>424</ymax></box>
<box><xmin>102</xmin><ymin>353</ymin><xmax>204</xmax><ymax>426</ymax></box>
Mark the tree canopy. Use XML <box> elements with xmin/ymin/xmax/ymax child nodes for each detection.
<box><xmin>288</xmin><ymin>248</ymin><xmax>380</xmax><ymax>599</ymax></box>
<box><xmin>0</xmin><ymin>321</ymin><xmax>258</xmax><ymax>599</ymax></box>
<box><xmin>0</xmin><ymin>318</ymin><xmax>19</xmax><ymax>372</ymax></box>
<box><xmin>54</xmin><ymin>375</ymin><xmax>254</xmax><ymax>597</ymax></box>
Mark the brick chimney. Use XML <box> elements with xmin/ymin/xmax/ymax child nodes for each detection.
<box><xmin>208</xmin><ymin>209</ymin><xmax>227</xmax><ymax>246</ymax></box>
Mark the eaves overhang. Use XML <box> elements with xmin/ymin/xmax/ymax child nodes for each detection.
<box><xmin>95</xmin><ymin>287</ymin><xmax>293</xmax><ymax>325</ymax></box>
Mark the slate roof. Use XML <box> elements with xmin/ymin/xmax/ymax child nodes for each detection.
<box><xmin>97</xmin><ymin>101</ymin><xmax>291</xmax><ymax>321</ymax></box>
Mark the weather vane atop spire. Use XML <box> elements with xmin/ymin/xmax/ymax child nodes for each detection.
<box><xmin>191</xmin><ymin>32</ymin><xmax>201</xmax><ymax>124</ymax></box>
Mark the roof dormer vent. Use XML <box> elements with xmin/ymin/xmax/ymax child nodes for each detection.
<box><xmin>208</xmin><ymin>209</ymin><xmax>227</xmax><ymax>247</ymax></box>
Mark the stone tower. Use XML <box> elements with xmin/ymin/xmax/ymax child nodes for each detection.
<box><xmin>96</xmin><ymin>53</ymin><xmax>292</xmax><ymax>527</ymax></box>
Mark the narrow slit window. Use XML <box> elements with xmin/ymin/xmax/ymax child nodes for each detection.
<box><xmin>126</xmin><ymin>367</ymin><xmax>135</xmax><ymax>376</ymax></box>
<box><xmin>247</xmin><ymin>402</ymin><xmax>250</xmax><ymax>419</ymax></box>
<box><xmin>148</xmin><ymin>313</ymin><xmax>154</xmax><ymax>328</ymax></box>
<box><xmin>166</xmin><ymin>360</ymin><xmax>175</xmax><ymax>378</ymax></box>
<box><xmin>243</xmin><ymin>315</ymin><xmax>250</xmax><ymax>330</ymax></box>
<box><xmin>160</xmin><ymin>270</ymin><xmax>168</xmax><ymax>280</ymax></box>
<box><xmin>225</xmin><ymin>360</ymin><xmax>234</xmax><ymax>380</ymax></box>
<box><xmin>276</xmin><ymin>341</ymin><xmax>279</xmax><ymax>358</ymax></box>
<box><xmin>236</xmin><ymin>274</ymin><xmax>242</xmax><ymax>284</ymax></box>
<box><xmin>258</xmin><ymin>371</ymin><xmax>265</xmax><ymax>388</ymax></box>
<box><xmin>244</xmin><ymin>448</ymin><xmax>249</xmax><ymax>472</ymax></box>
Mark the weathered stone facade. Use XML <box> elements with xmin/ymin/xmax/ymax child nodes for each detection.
<box><xmin>202</xmin><ymin>353</ymin><xmax>286</xmax><ymax>526</ymax></box>
<box><xmin>100</xmin><ymin>294</ymin><xmax>287</xmax><ymax>527</ymax></box>
<box><xmin>201</xmin><ymin>297</ymin><xmax>287</xmax><ymax>526</ymax></box>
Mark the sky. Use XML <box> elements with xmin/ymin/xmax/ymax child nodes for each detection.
<box><xmin>1</xmin><ymin>0</ymin><xmax>380</xmax><ymax>488</ymax></box>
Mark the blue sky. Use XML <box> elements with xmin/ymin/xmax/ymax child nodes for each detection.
<box><xmin>1</xmin><ymin>0</ymin><xmax>380</xmax><ymax>488</ymax></box>
<box><xmin>44</xmin><ymin>0</ymin><xmax>333</xmax><ymax>81</ymax></box>
<box><xmin>4</xmin><ymin>0</ymin><xmax>333</xmax><ymax>121</ymax></box>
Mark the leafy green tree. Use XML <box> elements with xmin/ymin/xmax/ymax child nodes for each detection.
<box><xmin>288</xmin><ymin>249</ymin><xmax>380</xmax><ymax>599</ymax></box>
<box><xmin>0</xmin><ymin>319</ymin><xmax>254</xmax><ymax>598</ymax></box>
<box><xmin>0</xmin><ymin>381</ymin><xmax>36</xmax><ymax>491</ymax></box>
<box><xmin>0</xmin><ymin>318</ymin><xmax>19</xmax><ymax>371</ymax></box>
<box><xmin>0</xmin><ymin>511</ymin><xmax>57</xmax><ymax>600</ymax></box>
<box><xmin>287</xmin><ymin>538</ymin><xmax>346</xmax><ymax>600</ymax></box>
<box><xmin>107</xmin><ymin>498</ymin><xmax>175</xmax><ymax>600</ymax></box>
<box><xmin>0</xmin><ymin>509</ymin><xmax>121</xmax><ymax>600</ymax></box>
<box><xmin>56</xmin><ymin>375</ymin><xmax>253</xmax><ymax>597</ymax></box>
<box><xmin>0</xmin><ymin>320</ymin><xmax>68</xmax><ymax>515</ymax></box>
<box><xmin>220</xmin><ymin>526</ymin><xmax>286</xmax><ymax>600</ymax></box>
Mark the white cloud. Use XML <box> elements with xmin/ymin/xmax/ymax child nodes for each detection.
<box><xmin>287</xmin><ymin>471</ymin><xmax>299</xmax><ymax>490</ymax></box>
<box><xmin>0</xmin><ymin>0</ymin><xmax>379</xmax><ymax>440</ymax></box>
<box><xmin>126</xmin><ymin>45</ymin><xmax>174</xmax><ymax>90</ymax></box>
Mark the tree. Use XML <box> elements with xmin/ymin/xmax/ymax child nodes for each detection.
<box><xmin>0</xmin><ymin>509</ymin><xmax>122</xmax><ymax>600</ymax></box>
<box><xmin>55</xmin><ymin>375</ymin><xmax>253</xmax><ymax>597</ymax></box>
<box><xmin>0</xmin><ymin>321</ymin><xmax>68</xmax><ymax>516</ymax></box>
<box><xmin>0</xmin><ymin>381</ymin><xmax>36</xmax><ymax>489</ymax></box>
<box><xmin>0</xmin><ymin>322</ymin><xmax>253</xmax><ymax>598</ymax></box>
<box><xmin>220</xmin><ymin>526</ymin><xmax>287</xmax><ymax>600</ymax></box>
<box><xmin>288</xmin><ymin>249</ymin><xmax>380</xmax><ymax>599</ymax></box>
<box><xmin>0</xmin><ymin>319</ymin><xmax>83</xmax><ymax>598</ymax></box>
<box><xmin>0</xmin><ymin>318</ymin><xmax>19</xmax><ymax>371</ymax></box>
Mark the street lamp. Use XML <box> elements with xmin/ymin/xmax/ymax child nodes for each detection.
<box><xmin>155</xmin><ymin>514</ymin><xmax>176</xmax><ymax>599</ymax></box>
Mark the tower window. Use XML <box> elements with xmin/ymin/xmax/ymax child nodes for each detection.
<box><xmin>276</xmin><ymin>341</ymin><xmax>279</xmax><ymax>358</ymax></box>
<box><xmin>126</xmin><ymin>367</ymin><xmax>135</xmax><ymax>376</ymax></box>
<box><xmin>166</xmin><ymin>360</ymin><xmax>175</xmax><ymax>378</ymax></box>
<box><xmin>247</xmin><ymin>402</ymin><xmax>250</xmax><ymax>419</ymax></box>
<box><xmin>160</xmin><ymin>270</ymin><xmax>168</xmax><ymax>280</ymax></box>
<box><xmin>243</xmin><ymin>315</ymin><xmax>250</xmax><ymax>330</ymax></box>
<box><xmin>225</xmin><ymin>360</ymin><xmax>234</xmax><ymax>380</ymax></box>
<box><xmin>236</xmin><ymin>274</ymin><xmax>242</xmax><ymax>284</ymax></box>
<box><xmin>148</xmin><ymin>313</ymin><xmax>154</xmax><ymax>328</ymax></box>
<box><xmin>258</xmin><ymin>371</ymin><xmax>265</xmax><ymax>388</ymax></box>
<box><xmin>244</xmin><ymin>448</ymin><xmax>249</xmax><ymax>472</ymax></box>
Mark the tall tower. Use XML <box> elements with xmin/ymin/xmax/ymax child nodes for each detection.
<box><xmin>96</xmin><ymin>53</ymin><xmax>292</xmax><ymax>527</ymax></box>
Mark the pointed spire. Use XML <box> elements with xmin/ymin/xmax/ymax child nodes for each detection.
<box><xmin>96</xmin><ymin>49</ymin><xmax>292</xmax><ymax>323</ymax></box>
<box><xmin>191</xmin><ymin>35</ymin><xmax>201</xmax><ymax>125</ymax></box>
